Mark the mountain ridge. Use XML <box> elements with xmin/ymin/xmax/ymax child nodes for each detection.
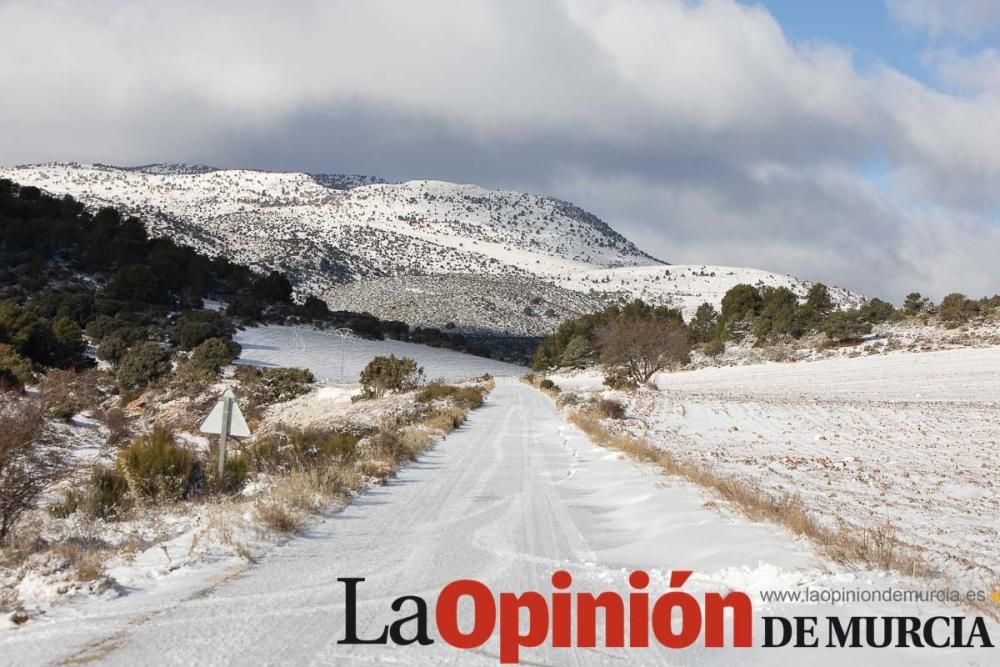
<box><xmin>0</xmin><ymin>162</ymin><xmax>863</xmax><ymax>335</ymax></box>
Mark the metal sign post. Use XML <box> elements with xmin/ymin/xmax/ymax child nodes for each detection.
<box><xmin>334</xmin><ymin>328</ymin><xmax>353</xmax><ymax>382</ymax></box>
<box><xmin>199</xmin><ymin>387</ymin><xmax>251</xmax><ymax>485</ymax></box>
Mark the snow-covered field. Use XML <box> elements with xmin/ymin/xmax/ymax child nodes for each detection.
<box><xmin>235</xmin><ymin>324</ymin><xmax>525</xmax><ymax>382</ymax></box>
<box><xmin>554</xmin><ymin>347</ymin><xmax>1000</xmax><ymax>591</ymax></box>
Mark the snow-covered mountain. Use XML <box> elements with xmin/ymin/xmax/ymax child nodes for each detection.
<box><xmin>0</xmin><ymin>162</ymin><xmax>864</xmax><ymax>333</ymax></box>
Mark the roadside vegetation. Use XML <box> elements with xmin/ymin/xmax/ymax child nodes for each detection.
<box><xmin>1</xmin><ymin>347</ymin><xmax>492</xmax><ymax>621</ymax></box>
<box><xmin>531</xmin><ymin>284</ymin><xmax>1000</xmax><ymax>383</ymax></box>
<box><xmin>0</xmin><ymin>181</ymin><xmax>497</xmax><ymax>621</ymax></box>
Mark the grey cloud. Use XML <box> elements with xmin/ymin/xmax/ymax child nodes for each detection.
<box><xmin>0</xmin><ymin>0</ymin><xmax>998</xmax><ymax>302</ymax></box>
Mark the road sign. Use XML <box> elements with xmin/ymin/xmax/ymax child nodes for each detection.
<box><xmin>200</xmin><ymin>388</ymin><xmax>250</xmax><ymax>437</ymax></box>
<box><xmin>200</xmin><ymin>387</ymin><xmax>250</xmax><ymax>483</ymax></box>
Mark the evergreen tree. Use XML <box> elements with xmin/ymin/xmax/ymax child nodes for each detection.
<box><xmin>688</xmin><ymin>303</ymin><xmax>718</xmax><ymax>344</ymax></box>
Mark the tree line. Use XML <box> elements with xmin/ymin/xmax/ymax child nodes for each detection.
<box><xmin>531</xmin><ymin>282</ymin><xmax>1000</xmax><ymax>385</ymax></box>
<box><xmin>0</xmin><ymin>179</ymin><xmax>495</xmax><ymax>392</ymax></box>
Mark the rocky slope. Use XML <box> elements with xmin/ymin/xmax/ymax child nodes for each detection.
<box><xmin>0</xmin><ymin>162</ymin><xmax>864</xmax><ymax>334</ymax></box>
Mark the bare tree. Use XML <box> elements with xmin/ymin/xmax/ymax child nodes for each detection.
<box><xmin>595</xmin><ymin>315</ymin><xmax>691</xmax><ymax>385</ymax></box>
<box><xmin>0</xmin><ymin>400</ymin><xmax>65</xmax><ymax>543</ymax></box>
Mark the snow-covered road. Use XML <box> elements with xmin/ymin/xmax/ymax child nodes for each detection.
<box><xmin>2</xmin><ymin>380</ymin><xmax>990</xmax><ymax>665</ymax></box>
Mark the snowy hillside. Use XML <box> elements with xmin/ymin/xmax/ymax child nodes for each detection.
<box><xmin>0</xmin><ymin>163</ymin><xmax>656</xmax><ymax>290</ymax></box>
<box><xmin>557</xmin><ymin>265</ymin><xmax>865</xmax><ymax>319</ymax></box>
<box><xmin>0</xmin><ymin>162</ymin><xmax>865</xmax><ymax>332</ymax></box>
<box><xmin>323</xmin><ymin>274</ymin><xmax>607</xmax><ymax>336</ymax></box>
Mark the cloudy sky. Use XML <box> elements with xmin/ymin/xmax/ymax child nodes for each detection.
<box><xmin>2</xmin><ymin>0</ymin><xmax>999</xmax><ymax>301</ymax></box>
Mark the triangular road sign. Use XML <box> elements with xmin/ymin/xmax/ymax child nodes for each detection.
<box><xmin>200</xmin><ymin>391</ymin><xmax>251</xmax><ymax>437</ymax></box>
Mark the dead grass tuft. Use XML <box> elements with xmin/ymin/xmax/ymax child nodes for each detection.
<box><xmin>52</xmin><ymin>537</ymin><xmax>112</xmax><ymax>582</ymax></box>
<box><xmin>252</xmin><ymin>499</ymin><xmax>303</xmax><ymax>535</ymax></box>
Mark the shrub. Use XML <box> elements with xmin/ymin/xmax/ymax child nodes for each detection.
<box><xmin>245</xmin><ymin>435</ymin><xmax>287</xmax><ymax>473</ymax></box>
<box><xmin>556</xmin><ymin>392</ymin><xmax>581</xmax><ymax>408</ymax></box>
<box><xmin>594</xmin><ymin>398</ymin><xmax>626</xmax><ymax>420</ymax></box>
<box><xmin>236</xmin><ymin>366</ymin><xmax>315</xmax><ymax>417</ymax></box>
<box><xmin>603</xmin><ymin>369</ymin><xmax>637</xmax><ymax>391</ymax></box>
<box><xmin>357</xmin><ymin>460</ymin><xmax>395</xmax><ymax>484</ymax></box>
<box><xmin>415</xmin><ymin>383</ymin><xmax>485</xmax><ymax>409</ymax></box>
<box><xmin>296</xmin><ymin>431</ymin><xmax>359</xmax><ymax>466</ymax></box>
<box><xmin>821</xmin><ymin>310</ymin><xmax>872</xmax><ymax>344</ymax></box>
<box><xmin>0</xmin><ymin>344</ymin><xmax>33</xmax><ymax>392</ymax></box>
<box><xmin>96</xmin><ymin>327</ymin><xmax>146</xmax><ymax>367</ymax></box>
<box><xmin>859</xmin><ymin>298</ymin><xmax>896</xmax><ymax>324</ymax></box>
<box><xmin>0</xmin><ymin>300</ymin><xmax>84</xmax><ymax>368</ymax></box>
<box><xmin>703</xmin><ymin>338</ymin><xmax>726</xmax><ymax>357</ymax></box>
<box><xmin>47</xmin><ymin>403</ymin><xmax>77</xmax><ymax>421</ymax></box>
<box><xmin>39</xmin><ymin>368</ymin><xmax>99</xmax><ymax>422</ymax></box>
<box><xmin>359</xmin><ymin>355</ymin><xmax>424</xmax><ymax>399</ymax></box>
<box><xmin>938</xmin><ymin>293</ymin><xmax>979</xmax><ymax>323</ymax></box>
<box><xmin>416</xmin><ymin>383</ymin><xmax>457</xmax><ymax>403</ymax></box>
<box><xmin>82</xmin><ymin>465</ymin><xmax>131</xmax><ymax>520</ymax></box>
<box><xmin>559</xmin><ymin>334</ymin><xmax>594</xmax><ymax>368</ymax></box>
<box><xmin>189</xmin><ymin>337</ymin><xmax>240</xmax><ymax>375</ymax></box>
<box><xmin>170</xmin><ymin>311</ymin><xmax>235</xmax><ymax>350</ymax></box>
<box><xmin>118</xmin><ymin>428</ymin><xmax>195</xmax><ymax>502</ymax></box>
<box><xmin>101</xmin><ymin>407</ymin><xmax>130</xmax><ymax>445</ymax></box>
<box><xmin>117</xmin><ymin>342</ymin><xmax>171</xmax><ymax>390</ymax></box>
<box><xmin>0</xmin><ymin>368</ymin><xmax>23</xmax><ymax>393</ymax></box>
<box><xmin>256</xmin><ymin>464</ymin><xmax>361</xmax><ymax>528</ymax></box>
<box><xmin>903</xmin><ymin>292</ymin><xmax>929</xmax><ymax>316</ymax></box>
<box><xmin>246</xmin><ymin>429</ymin><xmax>359</xmax><ymax>472</ymax></box>
<box><xmin>0</xmin><ymin>401</ymin><xmax>64</xmax><ymax>542</ymax></box>
<box><xmin>48</xmin><ymin>487</ymin><xmax>82</xmax><ymax>519</ymax></box>
<box><xmin>367</xmin><ymin>422</ymin><xmax>408</xmax><ymax>463</ymax></box>
<box><xmin>205</xmin><ymin>454</ymin><xmax>249</xmax><ymax>495</ymax></box>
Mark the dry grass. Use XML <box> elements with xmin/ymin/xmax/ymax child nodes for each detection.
<box><xmin>400</xmin><ymin>426</ymin><xmax>434</xmax><ymax>452</ymax></box>
<box><xmin>53</xmin><ymin>538</ymin><xmax>110</xmax><ymax>582</ymax></box>
<box><xmin>254</xmin><ymin>462</ymin><xmax>362</xmax><ymax>535</ymax></box>
<box><xmin>252</xmin><ymin>499</ymin><xmax>304</xmax><ymax>535</ymax></box>
<box><xmin>422</xmin><ymin>406</ymin><xmax>467</xmax><ymax>434</ymax></box>
<box><xmin>593</xmin><ymin>397</ymin><xmax>625</xmax><ymax>420</ymax></box>
<box><xmin>567</xmin><ymin>409</ymin><xmax>937</xmax><ymax>578</ymax></box>
<box><xmin>356</xmin><ymin>459</ymin><xmax>395</xmax><ymax>483</ymax></box>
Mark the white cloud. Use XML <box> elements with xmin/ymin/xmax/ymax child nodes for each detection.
<box><xmin>886</xmin><ymin>0</ymin><xmax>1000</xmax><ymax>38</ymax></box>
<box><xmin>0</xmin><ymin>0</ymin><xmax>998</xmax><ymax>300</ymax></box>
<box><xmin>922</xmin><ymin>48</ymin><xmax>1000</xmax><ymax>93</ymax></box>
